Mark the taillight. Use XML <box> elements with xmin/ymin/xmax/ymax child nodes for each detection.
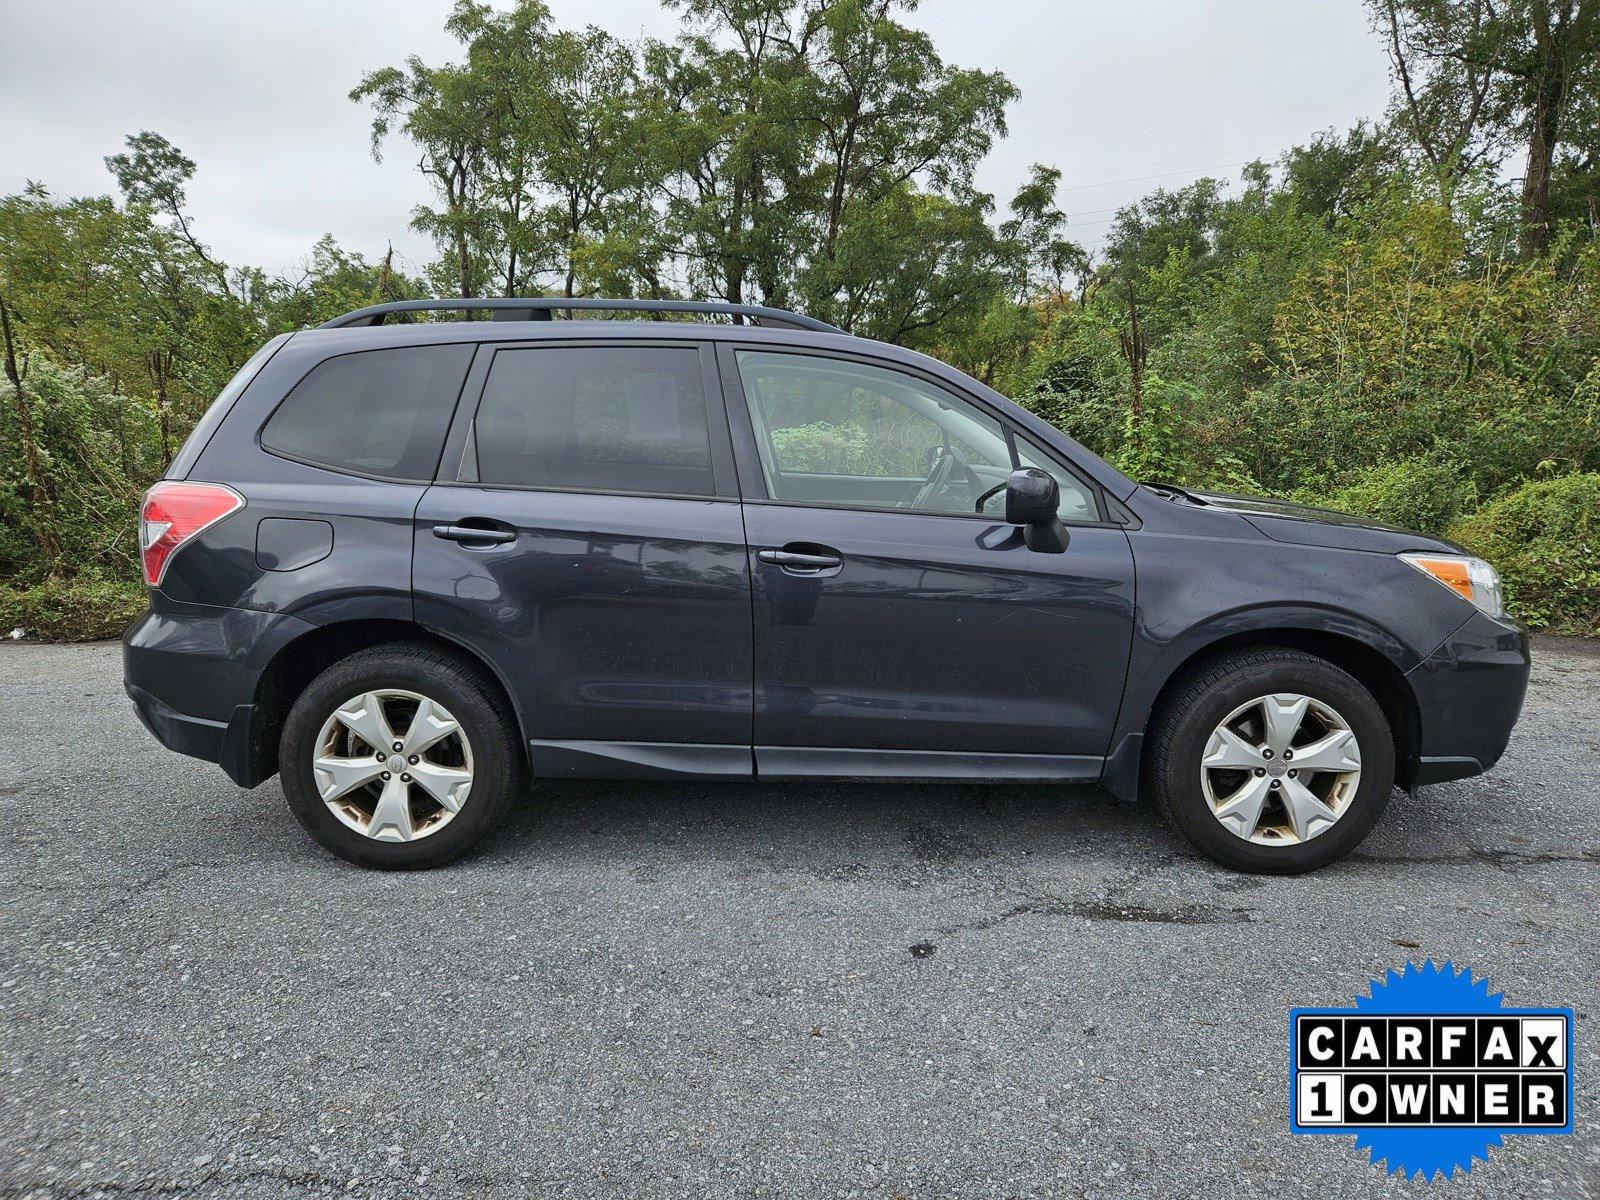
<box><xmin>139</xmin><ymin>481</ymin><xmax>245</xmax><ymax>586</ymax></box>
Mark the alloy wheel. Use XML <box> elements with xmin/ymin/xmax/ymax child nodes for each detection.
<box><xmin>1198</xmin><ymin>692</ymin><xmax>1362</xmax><ymax>846</ymax></box>
<box><xmin>311</xmin><ymin>689</ymin><xmax>474</xmax><ymax>842</ymax></box>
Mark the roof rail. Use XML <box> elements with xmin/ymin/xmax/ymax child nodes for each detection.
<box><xmin>318</xmin><ymin>297</ymin><xmax>845</xmax><ymax>334</ymax></box>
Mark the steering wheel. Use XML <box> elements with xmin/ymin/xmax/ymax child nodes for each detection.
<box><xmin>896</xmin><ymin>442</ymin><xmax>984</xmax><ymax>511</ymax></box>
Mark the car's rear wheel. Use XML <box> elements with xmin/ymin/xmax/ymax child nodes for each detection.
<box><xmin>1149</xmin><ymin>647</ymin><xmax>1395</xmax><ymax>873</ymax></box>
<box><xmin>278</xmin><ymin>643</ymin><xmax>521</xmax><ymax>868</ymax></box>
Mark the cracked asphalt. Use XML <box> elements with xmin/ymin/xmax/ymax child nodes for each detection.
<box><xmin>3</xmin><ymin>636</ymin><xmax>1597</xmax><ymax>1198</ymax></box>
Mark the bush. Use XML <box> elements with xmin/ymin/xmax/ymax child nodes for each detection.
<box><xmin>0</xmin><ymin>576</ymin><xmax>147</xmax><ymax>641</ymax></box>
<box><xmin>769</xmin><ymin>421</ymin><xmax>874</xmax><ymax>474</ymax></box>
<box><xmin>1312</xmin><ymin>457</ymin><xmax>1475</xmax><ymax>534</ymax></box>
<box><xmin>1025</xmin><ymin>374</ymin><xmax>1196</xmax><ymax>484</ymax></box>
<box><xmin>1110</xmin><ymin>376</ymin><xmax>1192</xmax><ymax>484</ymax></box>
<box><xmin>1449</xmin><ymin>473</ymin><xmax>1600</xmax><ymax>633</ymax></box>
<box><xmin>1023</xmin><ymin>387</ymin><xmax>1122</xmax><ymax>461</ymax></box>
<box><xmin>0</xmin><ymin>356</ymin><xmax>155</xmax><ymax>585</ymax></box>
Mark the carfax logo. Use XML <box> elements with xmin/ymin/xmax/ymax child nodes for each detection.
<box><xmin>1289</xmin><ymin>960</ymin><xmax>1574</xmax><ymax>1180</ymax></box>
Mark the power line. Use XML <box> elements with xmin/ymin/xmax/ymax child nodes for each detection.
<box><xmin>1052</xmin><ymin>140</ymin><xmax>1295</xmax><ymax>181</ymax></box>
<box><xmin>1057</xmin><ymin>157</ymin><xmax>1263</xmax><ymax>194</ymax></box>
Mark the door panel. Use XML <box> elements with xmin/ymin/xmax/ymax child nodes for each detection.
<box><xmin>414</xmin><ymin>487</ymin><xmax>753</xmax><ymax>751</ymax></box>
<box><xmin>743</xmin><ymin>503</ymin><xmax>1136</xmax><ymax>757</ymax></box>
<box><xmin>411</xmin><ymin>338</ymin><xmax>753</xmax><ymax>772</ymax></box>
<box><xmin>719</xmin><ymin>343</ymin><xmax>1137</xmax><ymax>763</ymax></box>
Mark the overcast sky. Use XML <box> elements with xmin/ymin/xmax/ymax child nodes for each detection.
<box><xmin>0</xmin><ymin>1</ymin><xmax>1393</xmax><ymax>278</ymax></box>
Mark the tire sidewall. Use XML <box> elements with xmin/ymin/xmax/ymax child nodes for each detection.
<box><xmin>279</xmin><ymin>654</ymin><xmax>515</xmax><ymax>868</ymax></box>
<box><xmin>1158</xmin><ymin>658</ymin><xmax>1395</xmax><ymax>874</ymax></box>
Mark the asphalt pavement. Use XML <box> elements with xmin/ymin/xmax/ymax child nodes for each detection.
<box><xmin>3</xmin><ymin>636</ymin><xmax>1597</xmax><ymax>1198</ymax></box>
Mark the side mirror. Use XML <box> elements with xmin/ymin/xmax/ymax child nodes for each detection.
<box><xmin>1004</xmin><ymin>467</ymin><xmax>1069</xmax><ymax>554</ymax></box>
<box><xmin>1005</xmin><ymin>467</ymin><xmax>1057</xmax><ymax>525</ymax></box>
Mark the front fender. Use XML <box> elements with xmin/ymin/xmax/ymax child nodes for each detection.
<box><xmin>1098</xmin><ymin>601</ymin><xmax>1424</xmax><ymax>805</ymax></box>
<box><xmin>1122</xmin><ymin>600</ymin><xmax>1421</xmax><ymax>728</ymax></box>
<box><xmin>1102</xmin><ymin>512</ymin><xmax>1484</xmax><ymax>797</ymax></box>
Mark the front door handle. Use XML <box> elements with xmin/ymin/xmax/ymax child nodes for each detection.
<box><xmin>757</xmin><ymin>548</ymin><xmax>842</xmax><ymax>571</ymax></box>
<box><xmin>433</xmin><ymin>523</ymin><xmax>516</xmax><ymax>545</ymax></box>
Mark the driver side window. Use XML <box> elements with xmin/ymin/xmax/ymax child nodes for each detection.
<box><xmin>734</xmin><ymin>350</ymin><xmax>1095</xmax><ymax>520</ymax></box>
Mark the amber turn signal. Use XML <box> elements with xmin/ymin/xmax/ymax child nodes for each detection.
<box><xmin>1399</xmin><ymin>553</ymin><xmax>1506</xmax><ymax>619</ymax></box>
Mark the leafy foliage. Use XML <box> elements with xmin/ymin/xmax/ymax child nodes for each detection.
<box><xmin>1310</xmin><ymin>458</ymin><xmax>1477</xmax><ymax>534</ymax></box>
<box><xmin>1450</xmin><ymin>473</ymin><xmax>1600</xmax><ymax>631</ymax></box>
<box><xmin>0</xmin><ymin>576</ymin><xmax>146</xmax><ymax>642</ymax></box>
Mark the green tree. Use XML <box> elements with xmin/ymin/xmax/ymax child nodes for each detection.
<box><xmin>649</xmin><ymin>0</ymin><xmax>820</xmax><ymax>308</ymax></box>
<box><xmin>104</xmin><ymin>130</ymin><xmax>233</xmax><ymax>293</ymax></box>
<box><xmin>352</xmin><ymin>1</ymin><xmax>559</xmax><ymax>297</ymax></box>
<box><xmin>1370</xmin><ymin>0</ymin><xmax>1600</xmax><ymax>252</ymax></box>
<box><xmin>798</xmin><ymin>0</ymin><xmax>1016</xmax><ymax>302</ymax></box>
<box><xmin>534</xmin><ymin>26</ymin><xmax>671</xmax><ymax>297</ymax></box>
<box><xmin>1280</xmin><ymin>123</ymin><xmax>1404</xmax><ymax>224</ymax></box>
<box><xmin>833</xmin><ymin>184</ymin><xmax>1006</xmax><ymax>343</ymax></box>
<box><xmin>1000</xmin><ymin>164</ymin><xmax>1085</xmax><ymax>301</ymax></box>
<box><xmin>261</xmin><ymin>237</ymin><xmax>429</xmax><ymax>331</ymax></box>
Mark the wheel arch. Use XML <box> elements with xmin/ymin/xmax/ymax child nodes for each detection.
<box><xmin>1103</xmin><ymin>614</ymin><xmax>1424</xmax><ymax>803</ymax></box>
<box><xmin>242</xmin><ymin>618</ymin><xmax>527</xmax><ymax>786</ymax></box>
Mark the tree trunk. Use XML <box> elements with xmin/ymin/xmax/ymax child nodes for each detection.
<box><xmin>0</xmin><ymin>293</ymin><xmax>64</xmax><ymax>572</ymax></box>
<box><xmin>457</xmin><ymin>230</ymin><xmax>473</xmax><ymax>299</ymax></box>
<box><xmin>565</xmin><ymin>194</ymin><xmax>580</xmax><ymax>298</ymax></box>
<box><xmin>1520</xmin><ymin>93</ymin><xmax>1558</xmax><ymax>256</ymax></box>
<box><xmin>448</xmin><ymin>158</ymin><xmax>476</xmax><ymax>300</ymax></box>
<box><xmin>725</xmin><ymin>179</ymin><xmax>747</xmax><ymax>319</ymax></box>
<box><xmin>1118</xmin><ymin>279</ymin><xmax>1147</xmax><ymax>417</ymax></box>
<box><xmin>821</xmin><ymin>113</ymin><xmax>861</xmax><ymax>267</ymax></box>
<box><xmin>1519</xmin><ymin>0</ymin><xmax>1599</xmax><ymax>255</ymax></box>
<box><xmin>150</xmin><ymin>350</ymin><xmax>174</xmax><ymax>466</ymax></box>
<box><xmin>376</xmin><ymin>243</ymin><xmax>393</xmax><ymax>302</ymax></box>
<box><xmin>1520</xmin><ymin>0</ymin><xmax>1564</xmax><ymax>255</ymax></box>
<box><xmin>504</xmin><ymin>191</ymin><xmax>523</xmax><ymax>298</ymax></box>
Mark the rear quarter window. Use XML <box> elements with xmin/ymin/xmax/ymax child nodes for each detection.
<box><xmin>260</xmin><ymin>344</ymin><xmax>474</xmax><ymax>480</ymax></box>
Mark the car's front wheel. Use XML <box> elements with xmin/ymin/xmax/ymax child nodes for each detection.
<box><xmin>278</xmin><ymin>643</ymin><xmax>521</xmax><ymax>868</ymax></box>
<box><xmin>1149</xmin><ymin>647</ymin><xmax>1395</xmax><ymax>873</ymax></box>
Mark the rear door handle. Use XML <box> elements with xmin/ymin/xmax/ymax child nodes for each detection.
<box><xmin>433</xmin><ymin>523</ymin><xmax>516</xmax><ymax>545</ymax></box>
<box><xmin>757</xmin><ymin>548</ymin><xmax>842</xmax><ymax>571</ymax></box>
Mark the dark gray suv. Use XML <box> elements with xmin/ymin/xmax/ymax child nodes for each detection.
<box><xmin>124</xmin><ymin>298</ymin><xmax>1530</xmax><ymax>872</ymax></box>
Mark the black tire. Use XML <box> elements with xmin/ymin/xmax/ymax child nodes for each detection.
<box><xmin>278</xmin><ymin>642</ymin><xmax>521</xmax><ymax>869</ymax></box>
<box><xmin>1149</xmin><ymin>647</ymin><xmax>1395</xmax><ymax>874</ymax></box>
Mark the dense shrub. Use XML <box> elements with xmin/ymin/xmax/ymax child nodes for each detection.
<box><xmin>0</xmin><ymin>357</ymin><xmax>154</xmax><ymax>584</ymax></box>
<box><xmin>0</xmin><ymin>576</ymin><xmax>147</xmax><ymax>641</ymax></box>
<box><xmin>1450</xmin><ymin>473</ymin><xmax>1600</xmax><ymax>633</ymax></box>
<box><xmin>1023</xmin><ymin>386</ymin><xmax>1121</xmax><ymax>462</ymax></box>
<box><xmin>1108</xmin><ymin>377</ymin><xmax>1191</xmax><ymax>484</ymax></box>
<box><xmin>1310</xmin><ymin>458</ymin><xmax>1476</xmax><ymax>534</ymax></box>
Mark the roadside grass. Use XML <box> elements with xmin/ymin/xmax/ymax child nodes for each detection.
<box><xmin>0</xmin><ymin>577</ymin><xmax>147</xmax><ymax>642</ymax></box>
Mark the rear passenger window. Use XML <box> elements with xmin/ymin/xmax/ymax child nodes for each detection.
<box><xmin>261</xmin><ymin>344</ymin><xmax>473</xmax><ymax>480</ymax></box>
<box><xmin>472</xmin><ymin>347</ymin><xmax>715</xmax><ymax>496</ymax></box>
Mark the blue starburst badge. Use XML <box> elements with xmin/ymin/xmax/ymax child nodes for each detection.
<box><xmin>1289</xmin><ymin>960</ymin><xmax>1574</xmax><ymax>1180</ymax></box>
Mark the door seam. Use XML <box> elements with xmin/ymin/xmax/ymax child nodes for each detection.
<box><xmin>708</xmin><ymin>341</ymin><xmax>761</xmax><ymax>776</ymax></box>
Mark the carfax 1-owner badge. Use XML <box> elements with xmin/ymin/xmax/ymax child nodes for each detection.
<box><xmin>1289</xmin><ymin>960</ymin><xmax>1574</xmax><ymax>1180</ymax></box>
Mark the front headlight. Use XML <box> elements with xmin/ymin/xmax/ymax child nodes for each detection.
<box><xmin>1399</xmin><ymin>553</ymin><xmax>1506</xmax><ymax>619</ymax></box>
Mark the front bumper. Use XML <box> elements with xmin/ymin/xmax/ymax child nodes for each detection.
<box><xmin>1404</xmin><ymin>610</ymin><xmax>1531</xmax><ymax>786</ymax></box>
